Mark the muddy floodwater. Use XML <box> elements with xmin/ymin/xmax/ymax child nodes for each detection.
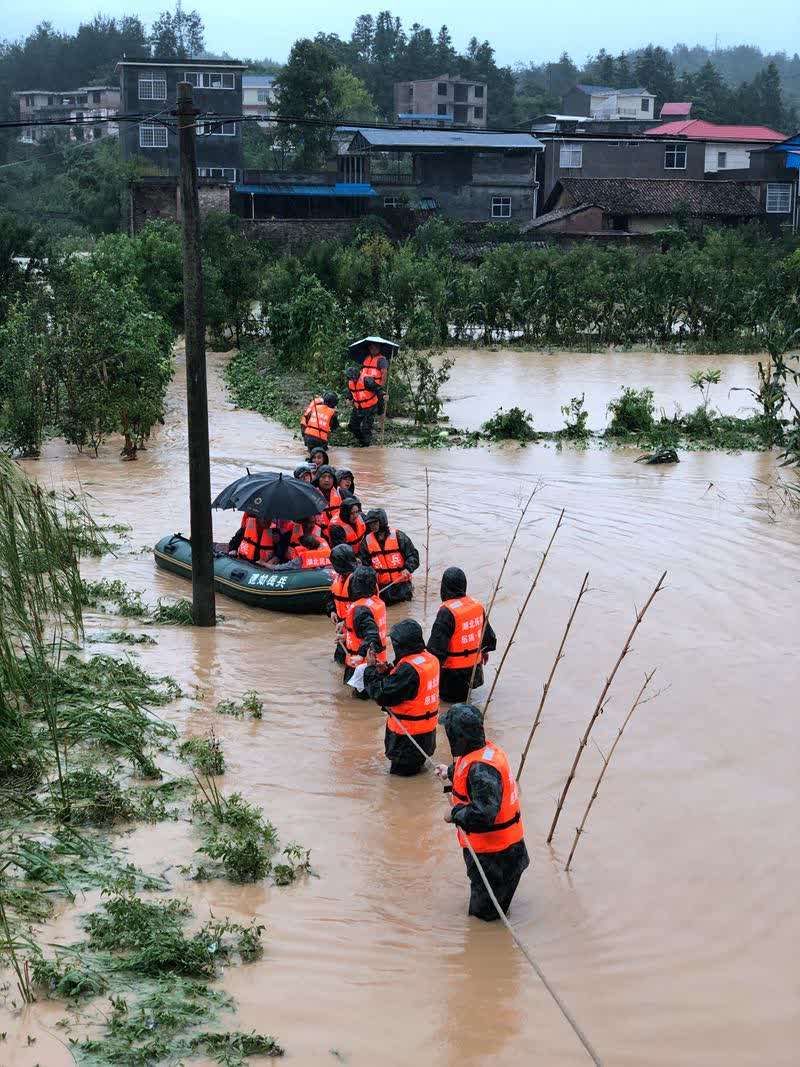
<box><xmin>6</xmin><ymin>347</ymin><xmax>800</xmax><ymax>1066</ymax></box>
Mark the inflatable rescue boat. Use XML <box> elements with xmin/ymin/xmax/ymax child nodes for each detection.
<box><xmin>154</xmin><ymin>533</ymin><xmax>331</xmax><ymax>614</ymax></box>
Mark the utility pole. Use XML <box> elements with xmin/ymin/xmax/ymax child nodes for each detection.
<box><xmin>176</xmin><ymin>81</ymin><xmax>216</xmax><ymax>626</ymax></box>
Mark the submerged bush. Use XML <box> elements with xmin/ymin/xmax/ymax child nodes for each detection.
<box><xmin>482</xmin><ymin>406</ymin><xmax>537</xmax><ymax>442</ymax></box>
<box><xmin>560</xmin><ymin>394</ymin><xmax>590</xmax><ymax>440</ymax></box>
<box><xmin>179</xmin><ymin>733</ymin><xmax>225</xmax><ymax>776</ymax></box>
<box><xmin>606</xmin><ymin>388</ymin><xmax>655</xmax><ymax>436</ymax></box>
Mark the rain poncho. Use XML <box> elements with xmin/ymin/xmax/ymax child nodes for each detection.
<box><xmin>427</xmin><ymin>567</ymin><xmax>497</xmax><ymax>702</ymax></box>
<box><xmin>360</xmin><ymin>509</ymin><xmax>420</xmax><ymax>605</ymax></box>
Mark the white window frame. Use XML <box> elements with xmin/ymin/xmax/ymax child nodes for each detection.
<box><xmin>256</xmin><ymin>88</ymin><xmax>270</xmax><ymax>103</ymax></box>
<box><xmin>183</xmin><ymin>71</ymin><xmax>235</xmax><ymax>90</ymax></box>
<box><xmin>641</xmin><ymin>97</ymin><xmax>650</xmax><ymax>112</ymax></box>
<box><xmin>559</xmin><ymin>143</ymin><xmax>583</xmax><ymax>169</ymax></box>
<box><xmin>138</xmin><ymin>73</ymin><xmax>167</xmax><ymax>101</ymax></box>
<box><xmin>139</xmin><ymin>122</ymin><xmax>168</xmax><ymax>148</ymax></box>
<box><xmin>198</xmin><ymin>166</ymin><xmax>236</xmax><ymax>181</ymax></box>
<box><xmin>766</xmin><ymin>183</ymin><xmax>792</xmax><ymax>213</ymax></box>
<box><xmin>664</xmin><ymin>142</ymin><xmax>687</xmax><ymax>170</ymax></box>
<box><xmin>473</xmin><ymin>106</ymin><xmax>484</xmax><ymax>119</ymax></box>
<box><xmin>717</xmin><ymin>150</ymin><xmax>727</xmax><ymax>169</ymax></box>
<box><xmin>491</xmin><ymin>195</ymin><xmax>511</xmax><ymax>219</ymax></box>
<box><xmin>197</xmin><ymin>121</ymin><xmax>237</xmax><ymax>137</ymax></box>
<box><xmin>383</xmin><ymin>196</ymin><xmax>400</xmax><ymax>208</ymax></box>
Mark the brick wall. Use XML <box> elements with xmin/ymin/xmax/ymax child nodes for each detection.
<box><xmin>129</xmin><ymin>179</ymin><xmax>231</xmax><ymax>232</ymax></box>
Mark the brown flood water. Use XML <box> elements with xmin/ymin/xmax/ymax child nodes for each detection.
<box><xmin>5</xmin><ymin>347</ymin><xmax>800</xmax><ymax>1066</ymax></box>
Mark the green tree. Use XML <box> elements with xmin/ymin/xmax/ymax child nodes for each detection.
<box><xmin>0</xmin><ymin>291</ymin><xmax>52</xmax><ymax>457</ymax></box>
<box><xmin>149</xmin><ymin>4</ymin><xmax>205</xmax><ymax>60</ymax></box>
<box><xmin>331</xmin><ymin>67</ymin><xmax>378</xmax><ymax>125</ymax></box>
<box><xmin>275</xmin><ymin>39</ymin><xmax>338</xmax><ymax>167</ymax></box>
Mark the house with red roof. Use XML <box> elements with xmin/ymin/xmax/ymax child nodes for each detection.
<box><xmin>645</xmin><ymin>118</ymin><xmax>785</xmax><ymax>174</ymax></box>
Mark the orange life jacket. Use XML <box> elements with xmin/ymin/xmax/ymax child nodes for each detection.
<box><xmin>290</xmin><ymin>521</ymin><xmax>322</xmax><ymax>546</ymax></box>
<box><xmin>451</xmin><ymin>743</ymin><xmax>524</xmax><ymax>854</ymax></box>
<box><xmin>290</xmin><ymin>541</ymin><xmax>332</xmax><ymax>569</ymax></box>
<box><xmin>317</xmin><ymin>486</ymin><xmax>342</xmax><ymax>529</ymax></box>
<box><xmin>300</xmin><ymin>398</ymin><xmax>335</xmax><ymax>443</ymax></box>
<box><xmin>362</xmin><ymin>353</ymin><xmax>387</xmax><ymax>388</ymax></box>
<box><xmin>349</xmin><ymin>371</ymin><xmax>379</xmax><ymax>411</ymax></box>
<box><xmin>365</xmin><ymin>530</ymin><xmax>406</xmax><ymax>588</ymax></box>
<box><xmin>330</xmin><ymin>572</ymin><xmax>352</xmax><ymax>620</ymax></box>
<box><xmin>385</xmin><ymin>650</ymin><xmax>440</xmax><ymax>735</ymax></box>
<box><xmin>328</xmin><ymin>513</ymin><xmax>366</xmax><ymax>552</ymax></box>
<box><xmin>442</xmin><ymin>596</ymin><xmax>485</xmax><ymax>670</ymax></box>
<box><xmin>238</xmin><ymin>514</ymin><xmax>270</xmax><ymax>563</ymax></box>
<box><xmin>343</xmin><ymin>595</ymin><xmax>387</xmax><ymax>668</ymax></box>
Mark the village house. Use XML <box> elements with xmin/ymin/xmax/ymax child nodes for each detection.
<box><xmin>525</xmin><ymin>176</ymin><xmax>763</xmax><ymax>238</ymax></box>
<box><xmin>562</xmin><ymin>83</ymin><xmax>656</xmax><ymax>121</ymax></box>
<box><xmin>242</xmin><ymin>74</ymin><xmax>278</xmax><ymax>126</ymax></box>
<box><xmin>14</xmin><ymin>86</ymin><xmax>120</xmax><ymax>144</ymax></box>
<box><xmin>393</xmin><ymin>75</ymin><xmax>488</xmax><ymax>127</ymax></box>
<box><xmin>117</xmin><ymin>56</ymin><xmax>246</xmax><ymax>182</ymax></box>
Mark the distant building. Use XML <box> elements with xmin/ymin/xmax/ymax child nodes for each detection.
<box><xmin>394</xmin><ymin>76</ymin><xmax>488</xmax><ymax>128</ymax></box>
<box><xmin>117</xmin><ymin>57</ymin><xmax>246</xmax><ymax>183</ymax></box>
<box><xmin>242</xmin><ymin>74</ymin><xmax>278</xmax><ymax>126</ymax></box>
<box><xmin>562</xmin><ymin>84</ymin><xmax>656</xmax><ymax>121</ymax></box>
<box><xmin>644</xmin><ymin>119</ymin><xmax>786</xmax><ymax>173</ymax></box>
<box><xmin>14</xmin><ymin>86</ymin><xmax>120</xmax><ymax>144</ymax></box>
<box><xmin>526</xmin><ymin>176</ymin><xmax>763</xmax><ymax>236</ymax></box>
<box><xmin>660</xmin><ymin>101</ymin><xmax>692</xmax><ymax>119</ymax></box>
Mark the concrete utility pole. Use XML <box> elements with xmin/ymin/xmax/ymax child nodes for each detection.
<box><xmin>176</xmin><ymin>81</ymin><xmax>216</xmax><ymax>626</ymax></box>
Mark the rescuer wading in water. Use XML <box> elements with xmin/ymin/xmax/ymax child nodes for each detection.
<box><xmin>360</xmin><ymin>508</ymin><xmax>419</xmax><ymax>605</ymax></box>
<box><xmin>427</xmin><ymin>567</ymin><xmax>497</xmax><ymax>703</ymax></box>
<box><xmin>436</xmin><ymin>703</ymin><xmax>529</xmax><ymax>921</ymax></box>
<box><xmin>364</xmin><ymin>620</ymin><xmax>440</xmax><ymax>776</ymax></box>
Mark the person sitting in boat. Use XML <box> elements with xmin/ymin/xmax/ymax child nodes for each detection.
<box><xmin>427</xmin><ymin>567</ymin><xmax>497</xmax><ymax>704</ymax></box>
<box><xmin>290</xmin><ymin>514</ymin><xmax>323</xmax><ymax>547</ymax></box>
<box><xmin>313</xmin><ymin>465</ymin><xmax>341</xmax><ymax>533</ymax></box>
<box><xmin>346</xmin><ymin>364</ymin><xmax>381</xmax><ymax>447</ymax></box>
<box><xmin>300</xmin><ymin>392</ymin><xmax>339</xmax><ymax>453</ymax></box>
<box><xmin>294</xmin><ymin>463</ymin><xmax>314</xmax><ymax>483</ymax></box>
<box><xmin>309</xmin><ymin>445</ymin><xmax>329</xmax><ymax>472</ymax></box>
<box><xmin>360</xmin><ymin>508</ymin><xmax>419</xmax><ymax>604</ymax></box>
<box><xmin>326</xmin><ymin>543</ymin><xmax>358</xmax><ymax>663</ymax></box>
<box><xmin>290</xmin><ymin>533</ymin><xmax>331</xmax><ymax>569</ymax></box>
<box><xmin>327</xmin><ymin>497</ymin><xmax>367</xmax><ymax>553</ymax></box>
<box><xmin>260</xmin><ymin>519</ymin><xmax>295</xmax><ymax>567</ymax></box>
<box><xmin>341</xmin><ymin>566</ymin><xmax>387</xmax><ymax>695</ymax></box>
<box><xmin>228</xmin><ymin>511</ymin><xmax>271</xmax><ymax>563</ymax></box>
<box><xmin>336</xmin><ymin>468</ymin><xmax>357</xmax><ymax>497</ymax></box>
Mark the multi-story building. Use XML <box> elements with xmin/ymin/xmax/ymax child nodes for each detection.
<box><xmin>242</xmin><ymin>74</ymin><xmax>278</xmax><ymax>126</ymax></box>
<box><xmin>14</xmin><ymin>86</ymin><xmax>120</xmax><ymax>144</ymax></box>
<box><xmin>117</xmin><ymin>57</ymin><xmax>246</xmax><ymax>183</ymax></box>
<box><xmin>562</xmin><ymin>84</ymin><xmax>656</xmax><ymax>121</ymax></box>
<box><xmin>393</xmin><ymin>75</ymin><xmax>488</xmax><ymax>128</ymax></box>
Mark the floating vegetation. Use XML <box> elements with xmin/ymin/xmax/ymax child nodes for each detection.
<box><xmin>214</xmin><ymin>690</ymin><xmax>263</xmax><ymax>720</ymax></box>
<box><xmin>179</xmin><ymin>732</ymin><xmax>225</xmax><ymax>776</ymax></box>
<box><xmin>87</xmin><ymin>630</ymin><xmax>158</xmax><ymax>646</ymax></box>
<box><xmin>80</xmin><ymin>578</ymin><xmax>196</xmax><ymax>626</ymax></box>
<box><xmin>482</xmin><ymin>406</ymin><xmax>537</xmax><ymax>443</ymax></box>
<box><xmin>191</xmin><ymin>776</ymin><xmax>277</xmax><ymax>884</ymax></box>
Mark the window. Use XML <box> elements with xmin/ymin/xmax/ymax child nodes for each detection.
<box><xmin>197</xmin><ymin>121</ymin><xmax>237</xmax><ymax>136</ymax></box>
<box><xmin>664</xmin><ymin>142</ymin><xmax>687</xmax><ymax>169</ymax></box>
<box><xmin>256</xmin><ymin>88</ymin><xmax>270</xmax><ymax>103</ymax></box>
<box><xmin>93</xmin><ymin>91</ymin><xmax>101</xmax><ymax>103</ymax></box>
<box><xmin>383</xmin><ymin>196</ymin><xmax>400</xmax><ymax>208</ymax></box>
<box><xmin>437</xmin><ymin>103</ymin><xmax>448</xmax><ymax>116</ymax></box>
<box><xmin>766</xmin><ymin>183</ymin><xmax>792</xmax><ymax>213</ymax></box>
<box><xmin>437</xmin><ymin>82</ymin><xmax>448</xmax><ymax>95</ymax></box>
<box><xmin>139</xmin><ymin>122</ymin><xmax>168</xmax><ymax>148</ymax></box>
<box><xmin>491</xmin><ymin>195</ymin><xmax>511</xmax><ymax>218</ymax></box>
<box><xmin>198</xmin><ymin>166</ymin><xmax>236</xmax><ymax>181</ymax></box>
<box><xmin>47</xmin><ymin>95</ymin><xmax>54</xmax><ymax>105</ymax></box>
<box><xmin>184</xmin><ymin>71</ymin><xmax>235</xmax><ymax>90</ymax></box>
<box><xmin>474</xmin><ymin>84</ymin><xmax>484</xmax><ymax>98</ymax></box>
<box><xmin>419</xmin><ymin>197</ymin><xmax>437</xmax><ymax>210</ymax></box>
<box><xmin>559</xmin><ymin>143</ymin><xmax>583</xmax><ymax>168</ymax></box>
<box><xmin>138</xmin><ymin>73</ymin><xmax>167</xmax><ymax>101</ymax></box>
<box><xmin>473</xmin><ymin>106</ymin><xmax>484</xmax><ymax>119</ymax></box>
<box><xmin>408</xmin><ymin>84</ymin><xmax>414</xmax><ymax>96</ymax></box>
<box><xmin>641</xmin><ymin>97</ymin><xmax>650</xmax><ymax>112</ymax></box>
<box><xmin>717</xmin><ymin>150</ymin><xmax>727</xmax><ymax>169</ymax></box>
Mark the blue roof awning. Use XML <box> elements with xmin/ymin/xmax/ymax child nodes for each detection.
<box><xmin>235</xmin><ymin>182</ymin><xmax>377</xmax><ymax>197</ymax></box>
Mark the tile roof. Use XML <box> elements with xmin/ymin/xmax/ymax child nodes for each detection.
<box><xmin>523</xmin><ymin>204</ymin><xmax>592</xmax><ymax>230</ymax></box>
<box><xmin>556</xmin><ymin>177</ymin><xmax>762</xmax><ymax>217</ymax></box>
<box><xmin>575</xmin><ymin>84</ymin><xmax>653</xmax><ymax>96</ymax></box>
<box><xmin>645</xmin><ymin>119</ymin><xmax>785</xmax><ymax>141</ymax></box>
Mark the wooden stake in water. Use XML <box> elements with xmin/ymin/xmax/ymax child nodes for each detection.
<box><xmin>466</xmin><ymin>482</ymin><xmax>541</xmax><ymax>700</ymax></box>
<box><xmin>565</xmin><ymin>669</ymin><xmax>658</xmax><ymax>872</ymax></box>
<box><xmin>481</xmin><ymin>508</ymin><xmax>564</xmax><ymax>719</ymax></box>
<box><xmin>547</xmin><ymin>571</ymin><xmax>667</xmax><ymax>845</ymax></box>
<box><xmin>424</xmin><ymin>466</ymin><xmax>431</xmax><ymax>614</ymax></box>
<box><xmin>517</xmin><ymin>571</ymin><xmax>590</xmax><ymax>781</ymax></box>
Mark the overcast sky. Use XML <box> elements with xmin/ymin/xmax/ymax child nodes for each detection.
<box><xmin>6</xmin><ymin>1</ymin><xmax>800</xmax><ymax>66</ymax></box>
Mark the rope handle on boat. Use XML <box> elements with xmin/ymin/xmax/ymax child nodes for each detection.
<box><xmin>382</xmin><ymin>705</ymin><xmax>603</xmax><ymax>1066</ymax></box>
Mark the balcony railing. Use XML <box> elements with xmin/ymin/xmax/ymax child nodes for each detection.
<box><xmin>370</xmin><ymin>173</ymin><xmax>416</xmax><ymax>185</ymax></box>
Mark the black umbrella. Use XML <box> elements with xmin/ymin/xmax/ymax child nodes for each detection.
<box><xmin>348</xmin><ymin>336</ymin><xmax>400</xmax><ymax>364</ymax></box>
<box><xmin>211</xmin><ymin>470</ymin><xmax>272</xmax><ymax>511</ymax></box>
<box><xmin>213</xmin><ymin>472</ymin><xmax>326</xmax><ymax>522</ymax></box>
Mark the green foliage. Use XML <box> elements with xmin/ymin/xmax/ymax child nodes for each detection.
<box><xmin>81</xmin><ymin>577</ymin><xmax>195</xmax><ymax>626</ymax></box>
<box><xmin>0</xmin><ymin>291</ymin><xmax>51</xmax><ymax>456</ymax></box>
<box><xmin>179</xmin><ymin>733</ymin><xmax>225</xmax><ymax>776</ymax></box>
<box><xmin>606</xmin><ymin>388</ymin><xmax>656</xmax><ymax>436</ymax></box>
<box><xmin>482</xmin><ymin>407</ymin><xmax>537</xmax><ymax>442</ymax></box>
<box><xmin>392</xmin><ymin>350</ymin><xmax>454</xmax><ymax>426</ymax></box>
<box><xmin>560</xmin><ymin>394</ymin><xmax>590</xmax><ymax>440</ymax></box>
<box><xmin>191</xmin><ymin>777</ymin><xmax>278</xmax><ymax>883</ymax></box>
<box><xmin>266</xmin><ymin>273</ymin><xmax>348</xmax><ymax>382</ymax></box>
<box><xmin>214</xmin><ymin>690</ymin><xmax>264</xmax><ymax>719</ymax></box>
<box><xmin>690</xmin><ymin>367</ymin><xmax>722</xmax><ymax>413</ymax></box>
